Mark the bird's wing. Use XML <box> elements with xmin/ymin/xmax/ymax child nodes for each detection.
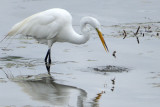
<box><xmin>7</xmin><ymin>10</ymin><xmax>57</xmax><ymax>39</ymax></box>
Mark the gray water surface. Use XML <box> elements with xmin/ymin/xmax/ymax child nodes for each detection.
<box><xmin>0</xmin><ymin>0</ymin><xmax>160</xmax><ymax>107</ymax></box>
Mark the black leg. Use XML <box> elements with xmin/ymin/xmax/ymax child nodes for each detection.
<box><xmin>45</xmin><ymin>49</ymin><xmax>50</xmax><ymax>63</ymax></box>
<box><xmin>48</xmin><ymin>49</ymin><xmax>51</xmax><ymax>64</ymax></box>
<box><xmin>44</xmin><ymin>49</ymin><xmax>51</xmax><ymax>75</ymax></box>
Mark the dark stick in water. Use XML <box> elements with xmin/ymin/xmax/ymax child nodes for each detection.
<box><xmin>123</xmin><ymin>30</ymin><xmax>127</xmax><ymax>39</ymax></box>
<box><xmin>112</xmin><ymin>51</ymin><xmax>116</xmax><ymax>58</ymax></box>
<box><xmin>134</xmin><ymin>26</ymin><xmax>140</xmax><ymax>44</ymax></box>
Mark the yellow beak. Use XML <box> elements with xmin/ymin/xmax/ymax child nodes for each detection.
<box><xmin>96</xmin><ymin>28</ymin><xmax>109</xmax><ymax>53</ymax></box>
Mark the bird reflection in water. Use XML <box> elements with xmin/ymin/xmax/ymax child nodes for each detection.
<box><xmin>93</xmin><ymin>91</ymin><xmax>105</xmax><ymax>103</ymax></box>
<box><xmin>91</xmin><ymin>78</ymin><xmax>115</xmax><ymax>107</ymax></box>
<box><xmin>45</xmin><ymin>62</ymin><xmax>51</xmax><ymax>75</ymax></box>
<box><xmin>2</xmin><ymin>63</ymin><xmax>116</xmax><ymax>107</ymax></box>
<box><xmin>17</xmin><ymin>75</ymin><xmax>87</xmax><ymax>106</ymax></box>
<box><xmin>3</xmin><ymin>64</ymin><xmax>87</xmax><ymax>107</ymax></box>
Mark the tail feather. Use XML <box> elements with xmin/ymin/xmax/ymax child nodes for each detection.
<box><xmin>7</xmin><ymin>22</ymin><xmax>21</xmax><ymax>37</ymax></box>
<box><xmin>0</xmin><ymin>22</ymin><xmax>20</xmax><ymax>44</ymax></box>
<box><xmin>0</xmin><ymin>33</ymin><xmax>16</xmax><ymax>44</ymax></box>
<box><xmin>0</xmin><ymin>34</ymin><xmax>15</xmax><ymax>49</ymax></box>
<box><xmin>0</xmin><ymin>35</ymin><xmax>8</xmax><ymax>43</ymax></box>
<box><xmin>0</xmin><ymin>34</ymin><xmax>18</xmax><ymax>50</ymax></box>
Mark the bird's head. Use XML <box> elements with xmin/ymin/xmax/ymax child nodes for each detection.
<box><xmin>80</xmin><ymin>17</ymin><xmax>109</xmax><ymax>53</ymax></box>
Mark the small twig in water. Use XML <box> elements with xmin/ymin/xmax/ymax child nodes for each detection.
<box><xmin>112</xmin><ymin>51</ymin><xmax>116</xmax><ymax>58</ymax></box>
<box><xmin>111</xmin><ymin>86</ymin><xmax>115</xmax><ymax>92</ymax></box>
<box><xmin>135</xmin><ymin>26</ymin><xmax>140</xmax><ymax>36</ymax></box>
<box><xmin>143</xmin><ymin>33</ymin><xmax>144</xmax><ymax>37</ymax></box>
<box><xmin>134</xmin><ymin>26</ymin><xmax>140</xmax><ymax>44</ymax></box>
<box><xmin>157</xmin><ymin>33</ymin><xmax>159</xmax><ymax>36</ymax></box>
<box><xmin>123</xmin><ymin>30</ymin><xmax>127</xmax><ymax>39</ymax></box>
<box><xmin>111</xmin><ymin>78</ymin><xmax>115</xmax><ymax>85</ymax></box>
<box><xmin>145</xmin><ymin>25</ymin><xmax>152</xmax><ymax>33</ymax></box>
<box><xmin>148</xmin><ymin>25</ymin><xmax>151</xmax><ymax>30</ymax></box>
<box><xmin>136</xmin><ymin>37</ymin><xmax>139</xmax><ymax>44</ymax></box>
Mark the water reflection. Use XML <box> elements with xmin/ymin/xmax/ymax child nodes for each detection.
<box><xmin>45</xmin><ymin>62</ymin><xmax>51</xmax><ymax>75</ymax></box>
<box><xmin>19</xmin><ymin>75</ymin><xmax>87</xmax><ymax>106</ymax></box>
<box><xmin>2</xmin><ymin>61</ymin><xmax>118</xmax><ymax>107</ymax></box>
<box><xmin>2</xmin><ymin>62</ymin><xmax>88</xmax><ymax>106</ymax></box>
<box><xmin>4</xmin><ymin>69</ymin><xmax>87</xmax><ymax>106</ymax></box>
<box><xmin>93</xmin><ymin>91</ymin><xmax>105</xmax><ymax>103</ymax></box>
<box><xmin>149</xmin><ymin>72</ymin><xmax>160</xmax><ymax>87</ymax></box>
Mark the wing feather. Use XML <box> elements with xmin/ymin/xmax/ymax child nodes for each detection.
<box><xmin>7</xmin><ymin>9</ymin><xmax>57</xmax><ymax>39</ymax></box>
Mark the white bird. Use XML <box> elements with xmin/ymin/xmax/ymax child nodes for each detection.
<box><xmin>4</xmin><ymin>8</ymin><xmax>109</xmax><ymax>64</ymax></box>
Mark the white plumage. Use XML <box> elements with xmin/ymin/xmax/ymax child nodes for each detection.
<box><xmin>5</xmin><ymin>8</ymin><xmax>109</xmax><ymax>63</ymax></box>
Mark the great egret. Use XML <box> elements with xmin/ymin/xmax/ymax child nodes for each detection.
<box><xmin>4</xmin><ymin>8</ymin><xmax>109</xmax><ymax>64</ymax></box>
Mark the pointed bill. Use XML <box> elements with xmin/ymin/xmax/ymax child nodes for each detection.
<box><xmin>96</xmin><ymin>28</ymin><xmax>109</xmax><ymax>53</ymax></box>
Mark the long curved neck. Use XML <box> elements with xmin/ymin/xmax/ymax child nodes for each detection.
<box><xmin>66</xmin><ymin>25</ymin><xmax>90</xmax><ymax>44</ymax></box>
<box><xmin>62</xmin><ymin>17</ymin><xmax>100</xmax><ymax>44</ymax></box>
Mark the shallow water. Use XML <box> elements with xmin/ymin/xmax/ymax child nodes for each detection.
<box><xmin>0</xmin><ymin>0</ymin><xmax>160</xmax><ymax>107</ymax></box>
